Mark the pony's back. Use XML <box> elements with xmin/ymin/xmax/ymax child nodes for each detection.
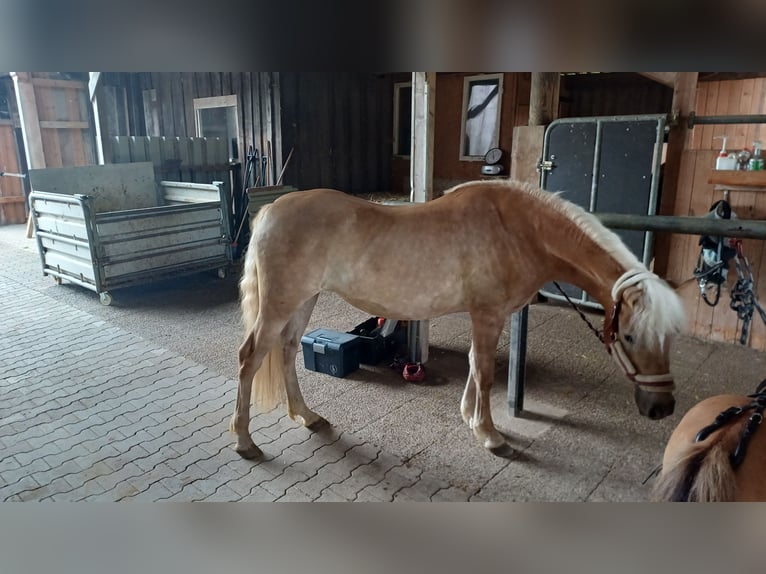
<box><xmin>652</xmin><ymin>393</ymin><xmax>766</xmax><ymax>502</ymax></box>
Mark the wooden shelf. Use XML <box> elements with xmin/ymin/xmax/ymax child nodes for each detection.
<box><xmin>708</xmin><ymin>170</ymin><xmax>766</xmax><ymax>187</ymax></box>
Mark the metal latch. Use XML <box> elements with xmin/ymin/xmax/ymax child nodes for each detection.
<box><xmin>538</xmin><ymin>158</ymin><xmax>555</xmax><ymax>172</ymax></box>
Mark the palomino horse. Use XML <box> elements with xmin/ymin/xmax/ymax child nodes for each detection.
<box><xmin>230</xmin><ymin>180</ymin><xmax>686</xmax><ymax>459</ymax></box>
<box><xmin>652</xmin><ymin>381</ymin><xmax>766</xmax><ymax>501</ymax></box>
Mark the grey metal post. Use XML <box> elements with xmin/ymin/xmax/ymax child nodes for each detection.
<box><xmin>508</xmin><ymin>306</ymin><xmax>529</xmax><ymax>417</ymax></box>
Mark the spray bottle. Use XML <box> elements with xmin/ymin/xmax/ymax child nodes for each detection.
<box><xmin>715</xmin><ymin>135</ymin><xmax>737</xmax><ymax>170</ymax></box>
<box><xmin>749</xmin><ymin>141</ymin><xmax>764</xmax><ymax>171</ymax></box>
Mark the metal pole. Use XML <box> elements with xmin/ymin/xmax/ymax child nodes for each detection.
<box><xmin>688</xmin><ymin>112</ymin><xmax>766</xmax><ymax>128</ymax></box>
<box><xmin>595</xmin><ymin>212</ymin><xmax>766</xmax><ymax>239</ymax></box>
<box><xmin>507</xmin><ymin>307</ymin><xmax>529</xmax><ymax>417</ymax></box>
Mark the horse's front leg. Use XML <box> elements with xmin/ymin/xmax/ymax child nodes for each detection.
<box><xmin>464</xmin><ymin>312</ymin><xmax>506</xmax><ymax>452</ymax></box>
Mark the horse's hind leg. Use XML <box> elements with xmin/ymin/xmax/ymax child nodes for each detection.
<box><xmin>463</xmin><ymin>312</ymin><xmax>506</xmax><ymax>452</ymax></box>
<box><xmin>231</xmin><ymin>319</ymin><xmax>284</xmax><ymax>459</ymax></box>
<box><xmin>281</xmin><ymin>294</ymin><xmax>328</xmax><ymax>429</ymax></box>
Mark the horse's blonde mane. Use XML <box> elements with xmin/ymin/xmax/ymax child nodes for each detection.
<box><xmin>446</xmin><ymin>179</ymin><xmax>687</xmax><ymax>344</ymax></box>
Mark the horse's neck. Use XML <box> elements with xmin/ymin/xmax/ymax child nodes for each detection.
<box><xmin>539</xmin><ymin>211</ymin><xmax>631</xmax><ymax>306</ymax></box>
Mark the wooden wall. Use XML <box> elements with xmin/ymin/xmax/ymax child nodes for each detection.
<box><xmin>664</xmin><ymin>77</ymin><xmax>766</xmax><ymax>349</ymax></box>
<box><xmin>279</xmin><ymin>72</ymin><xmax>393</xmax><ymax>193</ymax></box>
<box><xmin>391</xmin><ymin>72</ymin><xmax>532</xmax><ymax>196</ymax></box>
<box><xmin>560</xmin><ymin>73</ymin><xmax>673</xmax><ymax>118</ymax></box>
<box><xmin>100</xmin><ymin>72</ymin><xmax>393</xmax><ymax>194</ymax></box>
<box><xmin>0</xmin><ymin>77</ymin><xmax>25</xmax><ymax>224</ymax></box>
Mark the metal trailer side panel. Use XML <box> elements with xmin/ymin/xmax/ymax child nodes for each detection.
<box><xmin>30</xmin><ymin>192</ymin><xmax>102</xmax><ymax>292</ymax></box>
<box><xmin>30</xmin><ymin>180</ymin><xmax>233</xmax><ymax>304</ymax></box>
<box><xmin>95</xmin><ymin>203</ymin><xmax>229</xmax><ymax>287</ymax></box>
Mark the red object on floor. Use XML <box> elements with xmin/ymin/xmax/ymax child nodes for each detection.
<box><xmin>402</xmin><ymin>362</ymin><xmax>425</xmax><ymax>382</ymax></box>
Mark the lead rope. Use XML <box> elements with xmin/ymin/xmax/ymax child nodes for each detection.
<box><xmin>551</xmin><ymin>282</ymin><xmax>604</xmax><ymax>343</ymax></box>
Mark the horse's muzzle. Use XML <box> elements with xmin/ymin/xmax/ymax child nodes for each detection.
<box><xmin>635</xmin><ymin>386</ymin><xmax>675</xmax><ymax>420</ymax></box>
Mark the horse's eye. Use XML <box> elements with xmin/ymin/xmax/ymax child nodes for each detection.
<box><xmin>624</xmin><ymin>334</ymin><xmax>634</xmax><ymax>344</ymax></box>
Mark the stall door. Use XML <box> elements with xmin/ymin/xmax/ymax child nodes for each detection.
<box><xmin>539</xmin><ymin>114</ymin><xmax>666</xmax><ymax>308</ymax></box>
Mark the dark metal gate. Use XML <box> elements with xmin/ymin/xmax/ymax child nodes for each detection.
<box><xmin>539</xmin><ymin>114</ymin><xmax>667</xmax><ymax>308</ymax></box>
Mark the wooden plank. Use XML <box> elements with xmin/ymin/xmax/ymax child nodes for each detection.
<box><xmin>260</xmin><ymin>73</ymin><xmax>273</xmax><ymax>186</ymax></box>
<box><xmin>170</xmin><ymin>73</ymin><xmax>186</xmax><ymax>136</ymax></box>
<box><xmin>181</xmin><ymin>72</ymin><xmax>196</xmax><ymax>137</ymax></box>
<box><xmin>654</xmin><ymin>73</ymin><xmax>698</xmax><ymax>277</ymax></box>
<box><xmin>39</xmin><ymin>120</ymin><xmax>90</xmax><ymax>130</ymax></box>
<box><xmin>529</xmin><ymin>73</ymin><xmax>560</xmax><ymax>126</ymax></box>
<box><xmin>510</xmin><ymin>125</ymin><xmax>545</xmax><ymax>187</ymax></box>
<box><xmin>689</xmin><ymin>150</ymin><xmax>719</xmax><ymax>341</ymax></box>
<box><xmin>700</xmin><ymin>81</ymin><xmax>720</xmax><ymax>150</ymax></box>
<box><xmin>664</xmin><ymin>150</ymin><xmax>699</xmax><ymax>284</ymax></box>
<box><xmin>157</xmin><ymin>73</ymin><xmax>176</xmax><ymax>136</ymax></box>
<box><xmin>142</xmin><ymin>88</ymin><xmax>160</xmax><ymax>136</ymax></box>
<box><xmin>32</xmin><ymin>78</ymin><xmax>86</xmax><ymax>90</ymax></box>
<box><xmin>711</xmin><ymin>81</ymin><xmax>734</xmax><ymax>151</ymax></box>
<box><xmin>271</xmin><ymin>72</ymin><xmax>283</xmax><ymax>185</ymax></box>
<box><xmin>251</xmin><ymin>74</ymin><xmax>264</xmax><ymax>176</ymax></box>
<box><xmin>241</xmin><ymin>73</ymin><xmax>254</xmax><ymax>169</ymax></box>
<box><xmin>0</xmin><ymin>123</ymin><xmax>26</xmax><ymax>223</ymax></box>
<box><xmin>709</xmin><ymin>171</ymin><xmax>766</xmax><ymax>186</ymax></box>
<box><xmin>11</xmin><ymin>72</ymin><xmax>46</xmax><ymax>169</ymax></box>
<box><xmin>66</xmin><ymin>86</ymin><xmax>88</xmax><ymax>165</ymax></box>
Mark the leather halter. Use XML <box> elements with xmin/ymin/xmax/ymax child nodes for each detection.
<box><xmin>604</xmin><ymin>270</ymin><xmax>675</xmax><ymax>393</ymax></box>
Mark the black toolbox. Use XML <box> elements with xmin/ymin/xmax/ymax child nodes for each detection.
<box><xmin>347</xmin><ymin>317</ymin><xmax>406</xmax><ymax>365</ymax></box>
<box><xmin>301</xmin><ymin>329</ymin><xmax>361</xmax><ymax>378</ymax></box>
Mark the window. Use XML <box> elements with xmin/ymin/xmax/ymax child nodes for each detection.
<box><xmin>459</xmin><ymin>74</ymin><xmax>503</xmax><ymax>160</ymax></box>
<box><xmin>193</xmin><ymin>95</ymin><xmax>240</xmax><ymax>161</ymax></box>
<box><xmin>393</xmin><ymin>81</ymin><xmax>412</xmax><ymax>157</ymax></box>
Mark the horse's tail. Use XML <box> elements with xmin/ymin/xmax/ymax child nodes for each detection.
<box><xmin>651</xmin><ymin>440</ymin><xmax>737</xmax><ymax>502</ymax></box>
<box><xmin>238</xmin><ymin>206</ymin><xmax>287</xmax><ymax>412</ymax></box>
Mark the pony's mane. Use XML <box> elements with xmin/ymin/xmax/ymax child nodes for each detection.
<box><xmin>446</xmin><ymin>179</ymin><xmax>687</xmax><ymax>344</ymax></box>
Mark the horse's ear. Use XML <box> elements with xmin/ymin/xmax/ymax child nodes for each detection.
<box><xmin>621</xmin><ymin>284</ymin><xmax>643</xmax><ymax>311</ymax></box>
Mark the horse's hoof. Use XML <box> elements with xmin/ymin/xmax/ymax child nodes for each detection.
<box><xmin>489</xmin><ymin>443</ymin><xmax>515</xmax><ymax>459</ymax></box>
<box><xmin>235</xmin><ymin>444</ymin><xmax>264</xmax><ymax>460</ymax></box>
<box><xmin>306</xmin><ymin>416</ymin><xmax>330</xmax><ymax>431</ymax></box>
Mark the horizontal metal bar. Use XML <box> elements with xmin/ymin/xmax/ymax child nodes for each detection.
<box><xmin>595</xmin><ymin>212</ymin><xmax>766</xmax><ymax>239</ymax></box>
<box><xmin>688</xmin><ymin>112</ymin><xmax>766</xmax><ymax>128</ymax></box>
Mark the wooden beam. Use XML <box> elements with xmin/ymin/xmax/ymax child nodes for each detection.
<box><xmin>529</xmin><ymin>73</ymin><xmax>560</xmax><ymax>126</ymax></box>
<box><xmin>638</xmin><ymin>72</ymin><xmax>678</xmax><ymax>88</ymax></box>
<box><xmin>0</xmin><ymin>196</ymin><xmax>25</xmax><ymax>205</ymax></box>
<box><xmin>31</xmin><ymin>78</ymin><xmax>87</xmax><ymax>90</ymax></box>
<box><xmin>11</xmin><ymin>72</ymin><xmax>45</xmax><ymax>169</ymax></box>
<box><xmin>39</xmin><ymin>120</ymin><xmax>90</xmax><ymax>130</ymax></box>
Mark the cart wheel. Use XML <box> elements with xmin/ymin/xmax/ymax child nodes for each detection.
<box><xmin>99</xmin><ymin>292</ymin><xmax>113</xmax><ymax>306</ymax></box>
<box><xmin>54</xmin><ymin>277</ymin><xmax>63</xmax><ymax>285</ymax></box>
<box><xmin>217</xmin><ymin>267</ymin><xmax>227</xmax><ymax>279</ymax></box>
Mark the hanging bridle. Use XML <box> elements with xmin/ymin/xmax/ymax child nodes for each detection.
<box><xmin>553</xmin><ymin>269</ymin><xmax>675</xmax><ymax>393</ymax></box>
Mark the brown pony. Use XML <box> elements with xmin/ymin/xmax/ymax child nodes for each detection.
<box><xmin>230</xmin><ymin>180</ymin><xmax>686</xmax><ymax>459</ymax></box>
<box><xmin>652</xmin><ymin>382</ymin><xmax>766</xmax><ymax>501</ymax></box>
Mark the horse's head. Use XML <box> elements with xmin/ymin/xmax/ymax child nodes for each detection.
<box><xmin>604</xmin><ymin>270</ymin><xmax>686</xmax><ymax>420</ymax></box>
